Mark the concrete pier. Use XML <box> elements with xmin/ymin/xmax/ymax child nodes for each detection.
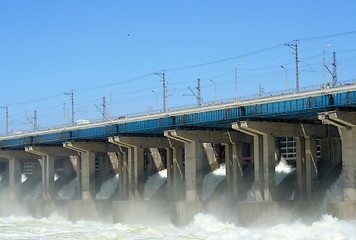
<box><xmin>233</xmin><ymin>121</ymin><xmax>335</xmax><ymax>224</ymax></box>
<box><xmin>25</xmin><ymin>146</ymin><xmax>78</xmax><ymax>218</ymax></box>
<box><xmin>319</xmin><ymin>111</ymin><xmax>356</xmax><ymax>220</ymax></box>
<box><xmin>109</xmin><ymin>136</ymin><xmax>178</xmax><ymax>223</ymax></box>
<box><xmin>164</xmin><ymin>130</ymin><xmax>252</xmax><ymax>225</ymax></box>
<box><xmin>63</xmin><ymin>142</ymin><xmax>120</xmax><ymax>221</ymax></box>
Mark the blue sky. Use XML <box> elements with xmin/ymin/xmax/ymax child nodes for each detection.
<box><xmin>0</xmin><ymin>0</ymin><xmax>356</xmax><ymax>134</ymax></box>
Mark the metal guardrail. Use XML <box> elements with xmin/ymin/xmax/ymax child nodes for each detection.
<box><xmin>2</xmin><ymin>79</ymin><xmax>355</xmax><ymax>138</ymax></box>
<box><xmin>0</xmin><ymin>89</ymin><xmax>355</xmax><ymax>147</ymax></box>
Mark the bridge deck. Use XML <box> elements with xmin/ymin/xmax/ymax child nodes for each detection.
<box><xmin>1</xmin><ymin>84</ymin><xmax>355</xmax><ymax>149</ymax></box>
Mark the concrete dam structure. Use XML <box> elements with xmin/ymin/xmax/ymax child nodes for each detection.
<box><xmin>0</xmin><ymin>83</ymin><xmax>355</xmax><ymax>225</ymax></box>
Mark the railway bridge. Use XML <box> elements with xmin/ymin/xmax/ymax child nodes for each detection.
<box><xmin>0</xmin><ymin>83</ymin><xmax>355</xmax><ymax>225</ymax></box>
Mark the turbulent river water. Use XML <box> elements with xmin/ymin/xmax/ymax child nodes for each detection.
<box><xmin>1</xmin><ymin>160</ymin><xmax>355</xmax><ymax>239</ymax></box>
<box><xmin>0</xmin><ymin>213</ymin><xmax>355</xmax><ymax>240</ymax></box>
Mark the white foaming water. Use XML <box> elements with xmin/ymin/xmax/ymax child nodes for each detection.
<box><xmin>0</xmin><ymin>174</ymin><xmax>2</xmax><ymax>182</ymax></box>
<box><xmin>0</xmin><ymin>213</ymin><xmax>355</xmax><ymax>239</ymax></box>
<box><xmin>21</xmin><ymin>173</ymin><xmax>28</xmax><ymax>183</ymax></box>
<box><xmin>57</xmin><ymin>178</ymin><xmax>77</xmax><ymax>200</ymax></box>
<box><xmin>96</xmin><ymin>174</ymin><xmax>118</xmax><ymax>200</ymax></box>
<box><xmin>246</xmin><ymin>158</ymin><xmax>295</xmax><ymax>201</ymax></box>
<box><xmin>203</xmin><ymin>164</ymin><xmax>226</xmax><ymax>201</ymax></box>
<box><xmin>275</xmin><ymin>157</ymin><xmax>295</xmax><ymax>185</ymax></box>
<box><xmin>54</xmin><ymin>172</ymin><xmax>60</xmax><ymax>181</ymax></box>
<box><xmin>144</xmin><ymin>169</ymin><xmax>167</xmax><ymax>200</ymax></box>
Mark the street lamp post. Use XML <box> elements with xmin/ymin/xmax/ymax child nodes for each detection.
<box><xmin>235</xmin><ymin>62</ymin><xmax>242</xmax><ymax>102</ymax></box>
<box><xmin>210</xmin><ymin>79</ymin><xmax>216</xmax><ymax>104</ymax></box>
<box><xmin>281</xmin><ymin>66</ymin><xmax>288</xmax><ymax>93</ymax></box>
<box><xmin>323</xmin><ymin>44</ymin><xmax>331</xmax><ymax>89</ymax></box>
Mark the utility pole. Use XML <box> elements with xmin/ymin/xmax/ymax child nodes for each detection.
<box><xmin>103</xmin><ymin>97</ymin><xmax>106</xmax><ymax>120</ymax></box>
<box><xmin>34</xmin><ymin>110</ymin><xmax>37</xmax><ymax>130</ymax></box>
<box><xmin>197</xmin><ymin>78</ymin><xmax>201</xmax><ymax>106</ymax></box>
<box><xmin>94</xmin><ymin>97</ymin><xmax>107</xmax><ymax>121</ymax></box>
<box><xmin>286</xmin><ymin>41</ymin><xmax>300</xmax><ymax>92</ymax></box>
<box><xmin>154</xmin><ymin>71</ymin><xmax>167</xmax><ymax>112</ymax></box>
<box><xmin>332</xmin><ymin>52</ymin><xmax>337</xmax><ymax>87</ymax></box>
<box><xmin>64</xmin><ymin>91</ymin><xmax>74</xmax><ymax>125</ymax></box>
<box><xmin>323</xmin><ymin>44</ymin><xmax>331</xmax><ymax>89</ymax></box>
<box><xmin>6</xmin><ymin>106</ymin><xmax>8</xmax><ymax>135</ymax></box>
<box><xmin>71</xmin><ymin>92</ymin><xmax>74</xmax><ymax>125</ymax></box>
<box><xmin>187</xmin><ymin>78</ymin><xmax>202</xmax><ymax>106</ymax></box>
<box><xmin>259</xmin><ymin>83</ymin><xmax>262</xmax><ymax>98</ymax></box>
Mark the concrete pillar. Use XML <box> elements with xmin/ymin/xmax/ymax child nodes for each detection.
<box><xmin>295</xmin><ymin>137</ymin><xmax>306</xmax><ymax>199</ymax></box>
<box><xmin>263</xmin><ymin>134</ymin><xmax>276</xmax><ymax>201</ymax></box>
<box><xmin>133</xmin><ymin>146</ymin><xmax>144</xmax><ymax>199</ymax></box>
<box><xmin>81</xmin><ymin>151</ymin><xmax>96</xmax><ymax>200</ymax></box>
<box><xmin>233</xmin><ymin>123</ymin><xmax>276</xmax><ymax>201</ymax></box>
<box><xmin>318</xmin><ymin>111</ymin><xmax>356</xmax><ymax>220</ymax></box>
<box><xmin>108</xmin><ymin>149</ymin><xmax>129</xmax><ymax>200</ymax></box>
<box><xmin>202</xmin><ymin>143</ymin><xmax>219</xmax><ymax>170</ymax></box>
<box><xmin>71</xmin><ymin>156</ymin><xmax>82</xmax><ymax>199</ymax></box>
<box><xmin>172</xmin><ymin>146</ymin><xmax>185</xmax><ymax>200</ymax></box>
<box><xmin>150</xmin><ymin>148</ymin><xmax>164</xmax><ymax>171</ymax></box>
<box><xmin>63</xmin><ymin>142</ymin><xmax>119</xmax><ymax>200</ymax></box>
<box><xmin>340</xmin><ymin>127</ymin><xmax>356</xmax><ymax>201</ymax></box>
<box><xmin>233</xmin><ymin>121</ymin><xmax>330</xmax><ymax>202</ymax></box>
<box><xmin>330</xmin><ymin>137</ymin><xmax>342</xmax><ymax>165</ymax></box>
<box><xmin>320</xmin><ymin>126</ymin><xmax>342</xmax><ymax>165</ymax></box>
<box><xmin>225</xmin><ymin>142</ymin><xmax>244</xmax><ymax>200</ymax></box>
<box><xmin>0</xmin><ymin>150</ymin><xmax>40</xmax><ymax>200</ymax></box>
<box><xmin>224</xmin><ymin>143</ymin><xmax>233</xmax><ymax>200</ymax></box>
<box><xmin>305</xmin><ymin>137</ymin><xmax>318</xmax><ymax>199</ymax></box>
<box><xmin>25</xmin><ymin>146</ymin><xmax>78</xmax><ymax>201</ymax></box>
<box><xmin>8</xmin><ymin>158</ymin><xmax>21</xmax><ymax>200</ymax></box>
<box><xmin>109</xmin><ymin>136</ymin><xmax>181</xmax><ymax>201</ymax></box>
<box><xmin>166</xmin><ymin>148</ymin><xmax>173</xmax><ymax>200</ymax></box>
<box><xmin>121</xmin><ymin>150</ymin><xmax>128</xmax><ymax>199</ymax></box>
<box><xmin>253</xmin><ymin>135</ymin><xmax>264</xmax><ymax>201</ymax></box>
<box><xmin>42</xmin><ymin>155</ymin><xmax>55</xmax><ymax>200</ymax></box>
<box><xmin>108</xmin><ymin>136</ymin><xmax>179</xmax><ymax>224</ymax></box>
<box><xmin>184</xmin><ymin>140</ymin><xmax>204</xmax><ymax>201</ymax></box>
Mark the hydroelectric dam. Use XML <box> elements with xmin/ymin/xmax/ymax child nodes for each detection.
<box><xmin>0</xmin><ymin>82</ymin><xmax>355</xmax><ymax>225</ymax></box>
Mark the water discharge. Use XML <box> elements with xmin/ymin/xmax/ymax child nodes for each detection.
<box><xmin>144</xmin><ymin>169</ymin><xmax>167</xmax><ymax>200</ymax></box>
<box><xmin>203</xmin><ymin>164</ymin><xmax>226</xmax><ymax>201</ymax></box>
<box><xmin>21</xmin><ymin>173</ymin><xmax>28</xmax><ymax>183</ymax></box>
<box><xmin>275</xmin><ymin>157</ymin><xmax>295</xmax><ymax>185</ymax></box>
<box><xmin>25</xmin><ymin>182</ymin><xmax>42</xmax><ymax>200</ymax></box>
<box><xmin>246</xmin><ymin>158</ymin><xmax>295</xmax><ymax>201</ymax></box>
<box><xmin>96</xmin><ymin>174</ymin><xmax>118</xmax><ymax>200</ymax></box>
<box><xmin>0</xmin><ymin>159</ymin><xmax>354</xmax><ymax>239</ymax></box>
<box><xmin>57</xmin><ymin>178</ymin><xmax>77</xmax><ymax>200</ymax></box>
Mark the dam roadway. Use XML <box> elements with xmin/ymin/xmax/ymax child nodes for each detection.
<box><xmin>0</xmin><ymin>83</ymin><xmax>355</xmax><ymax>225</ymax></box>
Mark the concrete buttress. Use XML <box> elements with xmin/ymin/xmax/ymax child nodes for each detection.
<box><xmin>319</xmin><ymin>111</ymin><xmax>356</xmax><ymax>220</ymax></box>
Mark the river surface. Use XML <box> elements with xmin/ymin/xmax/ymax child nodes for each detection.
<box><xmin>0</xmin><ymin>213</ymin><xmax>355</xmax><ymax>240</ymax></box>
